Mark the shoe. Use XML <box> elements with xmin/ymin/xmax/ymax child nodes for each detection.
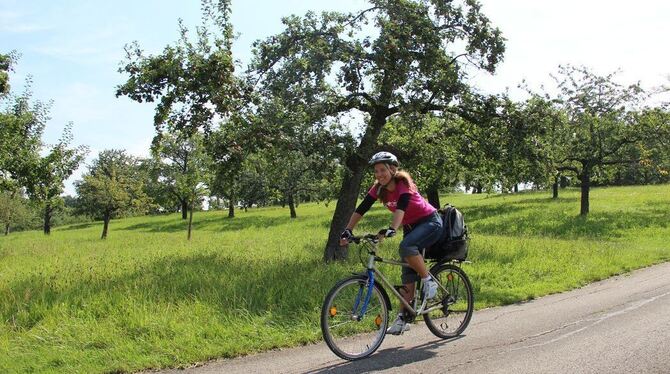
<box><xmin>386</xmin><ymin>315</ymin><xmax>410</xmax><ymax>335</ymax></box>
<box><xmin>423</xmin><ymin>279</ymin><xmax>438</xmax><ymax>300</ymax></box>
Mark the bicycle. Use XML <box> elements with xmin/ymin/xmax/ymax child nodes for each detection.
<box><xmin>321</xmin><ymin>233</ymin><xmax>474</xmax><ymax>360</ymax></box>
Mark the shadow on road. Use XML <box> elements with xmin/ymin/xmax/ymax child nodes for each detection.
<box><xmin>306</xmin><ymin>336</ymin><xmax>464</xmax><ymax>373</ymax></box>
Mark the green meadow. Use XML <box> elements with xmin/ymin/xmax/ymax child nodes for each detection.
<box><xmin>1</xmin><ymin>185</ymin><xmax>669</xmax><ymax>373</ymax></box>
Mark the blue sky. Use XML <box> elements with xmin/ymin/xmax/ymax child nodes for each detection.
<box><xmin>2</xmin><ymin>0</ymin><xmax>669</xmax><ymax>195</ymax></box>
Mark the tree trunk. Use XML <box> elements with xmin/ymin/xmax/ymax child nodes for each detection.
<box><xmin>227</xmin><ymin>191</ymin><xmax>235</xmax><ymax>219</ymax></box>
<box><xmin>580</xmin><ymin>167</ymin><xmax>591</xmax><ymax>216</ymax></box>
<box><xmin>181</xmin><ymin>199</ymin><xmax>188</xmax><ymax>220</ymax></box>
<box><xmin>43</xmin><ymin>203</ymin><xmax>52</xmax><ymax>235</ymax></box>
<box><xmin>288</xmin><ymin>193</ymin><xmax>297</xmax><ymax>219</ymax></box>
<box><xmin>323</xmin><ymin>112</ymin><xmax>386</xmax><ymax>262</ymax></box>
<box><xmin>101</xmin><ymin>213</ymin><xmax>110</xmax><ymax>239</ymax></box>
<box><xmin>5</xmin><ymin>190</ymin><xmax>15</xmax><ymax>235</ymax></box>
<box><xmin>323</xmin><ymin>165</ymin><xmax>364</xmax><ymax>261</ymax></box>
<box><xmin>426</xmin><ymin>183</ymin><xmax>440</xmax><ymax>209</ymax></box>
<box><xmin>552</xmin><ymin>181</ymin><xmax>559</xmax><ymax>199</ymax></box>
<box><xmin>187</xmin><ymin>204</ymin><xmax>194</xmax><ymax>240</ymax></box>
<box><xmin>513</xmin><ymin>184</ymin><xmax>519</xmax><ymax>193</ymax></box>
<box><xmin>552</xmin><ymin>173</ymin><xmax>560</xmax><ymax>199</ymax></box>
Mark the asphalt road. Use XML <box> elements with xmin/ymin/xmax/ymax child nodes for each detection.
<box><xmin>155</xmin><ymin>261</ymin><xmax>670</xmax><ymax>374</ymax></box>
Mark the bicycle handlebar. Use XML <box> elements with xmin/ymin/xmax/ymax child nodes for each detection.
<box><xmin>347</xmin><ymin>233</ymin><xmax>380</xmax><ymax>245</ymax></box>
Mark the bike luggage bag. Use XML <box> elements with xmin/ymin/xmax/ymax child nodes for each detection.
<box><xmin>426</xmin><ymin>204</ymin><xmax>469</xmax><ymax>261</ymax></box>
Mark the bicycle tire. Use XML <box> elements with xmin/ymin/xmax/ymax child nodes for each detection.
<box><xmin>321</xmin><ymin>275</ymin><xmax>389</xmax><ymax>360</ymax></box>
<box><xmin>423</xmin><ymin>263</ymin><xmax>474</xmax><ymax>339</ymax></box>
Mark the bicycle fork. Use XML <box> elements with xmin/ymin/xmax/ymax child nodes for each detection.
<box><xmin>352</xmin><ymin>269</ymin><xmax>376</xmax><ymax>321</ymax></box>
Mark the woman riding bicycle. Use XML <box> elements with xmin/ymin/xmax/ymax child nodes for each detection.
<box><xmin>339</xmin><ymin>151</ymin><xmax>443</xmax><ymax>335</ymax></box>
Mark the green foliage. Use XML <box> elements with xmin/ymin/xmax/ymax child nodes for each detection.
<box><xmin>251</xmin><ymin>0</ymin><xmax>505</xmax><ymax>115</ymax></box>
<box><xmin>116</xmin><ymin>0</ymin><xmax>239</xmax><ymax>136</ymax></box>
<box><xmin>379</xmin><ymin>95</ymin><xmax>557</xmax><ymax>198</ymax></box>
<box><xmin>0</xmin><ymin>77</ymin><xmax>49</xmax><ymax>192</ymax></box>
<box><xmin>75</xmin><ymin>150</ymin><xmax>152</xmax><ymax>239</ymax></box>
<box><xmin>206</xmin><ymin>115</ymin><xmax>263</xmax><ymax>217</ymax></box>
<box><xmin>253</xmin><ymin>96</ymin><xmax>346</xmax><ymax>216</ymax></box>
<box><xmin>606</xmin><ymin>108</ymin><xmax>670</xmax><ymax>185</ymax></box>
<box><xmin>250</xmin><ymin>0</ymin><xmax>506</xmax><ymax>259</ymax></box>
<box><xmin>21</xmin><ymin>124</ymin><xmax>88</xmax><ymax>234</ymax></box>
<box><xmin>136</xmin><ymin>156</ymin><xmax>180</xmax><ymax>214</ymax></box>
<box><xmin>532</xmin><ymin>65</ymin><xmax>657</xmax><ymax>214</ymax></box>
<box><xmin>0</xmin><ymin>190</ymin><xmax>31</xmax><ymax>235</ymax></box>
<box><xmin>235</xmin><ymin>154</ymin><xmax>272</xmax><ymax>208</ymax></box>
<box><xmin>379</xmin><ymin>114</ymin><xmax>464</xmax><ymax>203</ymax></box>
<box><xmin>0</xmin><ymin>58</ymin><xmax>90</xmax><ymax>234</ymax></box>
<box><xmin>154</xmin><ymin>132</ymin><xmax>211</xmax><ymax>208</ymax></box>
<box><xmin>116</xmin><ymin>0</ymin><xmax>251</xmax><ymax>221</ymax></box>
<box><xmin>0</xmin><ymin>191</ymin><xmax>88</xmax><ymax>235</ymax></box>
<box><xmin>153</xmin><ymin>132</ymin><xmax>211</xmax><ymax>239</ymax></box>
<box><xmin>1</xmin><ymin>185</ymin><xmax>669</xmax><ymax>373</ymax></box>
<box><xmin>0</xmin><ymin>51</ymin><xmax>17</xmax><ymax>97</ymax></box>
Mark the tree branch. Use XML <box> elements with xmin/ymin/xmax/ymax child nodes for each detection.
<box><xmin>599</xmin><ymin>159</ymin><xmax>638</xmax><ymax>166</ymax></box>
<box><xmin>345</xmin><ymin>92</ymin><xmax>377</xmax><ymax>107</ymax></box>
<box><xmin>448</xmin><ymin>53</ymin><xmax>468</xmax><ymax>66</ymax></box>
<box><xmin>345</xmin><ymin>7</ymin><xmax>380</xmax><ymax>27</ymax></box>
<box><xmin>556</xmin><ymin>165</ymin><xmax>579</xmax><ymax>174</ymax></box>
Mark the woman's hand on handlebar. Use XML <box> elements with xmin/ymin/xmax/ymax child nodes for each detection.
<box><xmin>339</xmin><ymin>228</ymin><xmax>353</xmax><ymax>246</ymax></box>
<box><xmin>377</xmin><ymin>227</ymin><xmax>396</xmax><ymax>240</ymax></box>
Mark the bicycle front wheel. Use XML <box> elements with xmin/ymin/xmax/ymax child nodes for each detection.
<box><xmin>321</xmin><ymin>275</ymin><xmax>389</xmax><ymax>360</ymax></box>
<box><xmin>423</xmin><ymin>263</ymin><xmax>474</xmax><ymax>339</ymax></box>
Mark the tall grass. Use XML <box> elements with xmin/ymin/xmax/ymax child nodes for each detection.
<box><xmin>1</xmin><ymin>185</ymin><xmax>669</xmax><ymax>373</ymax></box>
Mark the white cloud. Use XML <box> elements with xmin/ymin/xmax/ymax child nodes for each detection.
<box><xmin>0</xmin><ymin>10</ymin><xmax>50</xmax><ymax>33</ymax></box>
<box><xmin>31</xmin><ymin>26</ymin><xmax>127</xmax><ymax>65</ymax></box>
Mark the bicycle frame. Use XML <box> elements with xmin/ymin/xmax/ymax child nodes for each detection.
<box><xmin>356</xmin><ymin>237</ymin><xmax>450</xmax><ymax>318</ymax></box>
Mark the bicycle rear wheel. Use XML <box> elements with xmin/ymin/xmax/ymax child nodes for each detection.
<box><xmin>321</xmin><ymin>275</ymin><xmax>389</xmax><ymax>360</ymax></box>
<box><xmin>423</xmin><ymin>263</ymin><xmax>474</xmax><ymax>339</ymax></box>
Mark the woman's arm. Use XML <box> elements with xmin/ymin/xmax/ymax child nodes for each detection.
<box><xmin>388</xmin><ymin>192</ymin><xmax>412</xmax><ymax>230</ymax></box>
<box><xmin>346</xmin><ymin>193</ymin><xmax>376</xmax><ymax>230</ymax></box>
<box><xmin>390</xmin><ymin>209</ymin><xmax>404</xmax><ymax>231</ymax></box>
<box><xmin>380</xmin><ymin>193</ymin><xmax>409</xmax><ymax>238</ymax></box>
<box><xmin>345</xmin><ymin>212</ymin><xmax>363</xmax><ymax>231</ymax></box>
<box><xmin>339</xmin><ymin>212</ymin><xmax>362</xmax><ymax>246</ymax></box>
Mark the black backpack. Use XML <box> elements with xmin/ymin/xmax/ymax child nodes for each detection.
<box><xmin>426</xmin><ymin>204</ymin><xmax>469</xmax><ymax>261</ymax></box>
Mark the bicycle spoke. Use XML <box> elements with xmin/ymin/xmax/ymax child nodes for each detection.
<box><xmin>423</xmin><ymin>264</ymin><xmax>474</xmax><ymax>339</ymax></box>
<box><xmin>321</xmin><ymin>276</ymin><xmax>389</xmax><ymax>360</ymax></box>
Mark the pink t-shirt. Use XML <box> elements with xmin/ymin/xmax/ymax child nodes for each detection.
<box><xmin>368</xmin><ymin>181</ymin><xmax>436</xmax><ymax>225</ymax></box>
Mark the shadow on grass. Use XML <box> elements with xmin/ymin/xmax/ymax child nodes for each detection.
<box><xmin>61</xmin><ymin>222</ymin><xmax>98</xmax><ymax>231</ymax></box>
<box><xmin>121</xmin><ymin>214</ymin><xmax>296</xmax><ymax>233</ymax></box>
<box><xmin>463</xmin><ymin>203</ymin><xmax>525</xmax><ymax>222</ymax></box>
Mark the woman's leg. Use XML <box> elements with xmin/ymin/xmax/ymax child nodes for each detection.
<box><xmin>397</xmin><ymin>214</ymin><xmax>443</xmax><ymax>312</ymax></box>
<box><xmin>398</xmin><ymin>257</ymin><xmax>427</xmax><ymax>313</ymax></box>
<box><xmin>400</xmin><ymin>282</ymin><xmax>415</xmax><ymax>307</ymax></box>
<box><xmin>404</xmin><ymin>254</ymin><xmax>429</xmax><ymax>278</ymax></box>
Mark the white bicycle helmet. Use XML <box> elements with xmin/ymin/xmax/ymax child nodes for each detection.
<box><xmin>368</xmin><ymin>151</ymin><xmax>399</xmax><ymax>166</ymax></box>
